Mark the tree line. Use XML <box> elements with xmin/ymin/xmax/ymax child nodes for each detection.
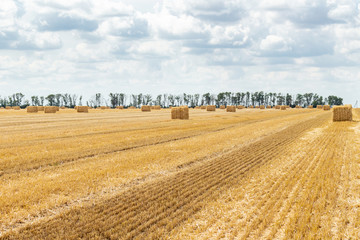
<box><xmin>0</xmin><ymin>92</ymin><xmax>343</xmax><ymax>108</ymax></box>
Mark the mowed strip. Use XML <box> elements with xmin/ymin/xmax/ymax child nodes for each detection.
<box><xmin>1</xmin><ymin>112</ymin><xmax>331</xmax><ymax>239</ymax></box>
<box><xmin>0</xmin><ymin>110</ymin><xmax>324</xmax><ymax>232</ymax></box>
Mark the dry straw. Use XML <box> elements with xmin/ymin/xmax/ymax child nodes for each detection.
<box><xmin>323</xmin><ymin>105</ymin><xmax>330</xmax><ymax>111</ymax></box>
<box><xmin>5</xmin><ymin>106</ymin><xmax>11</xmax><ymax>110</ymax></box>
<box><xmin>333</xmin><ymin>105</ymin><xmax>352</xmax><ymax>121</ymax></box>
<box><xmin>116</xmin><ymin>106</ymin><xmax>124</xmax><ymax>109</ymax></box>
<box><xmin>226</xmin><ymin>105</ymin><xmax>236</xmax><ymax>112</ymax></box>
<box><xmin>200</xmin><ymin>106</ymin><xmax>206</xmax><ymax>109</ymax></box>
<box><xmin>281</xmin><ymin>106</ymin><xmax>286</xmax><ymax>110</ymax></box>
<box><xmin>128</xmin><ymin>106</ymin><xmax>136</xmax><ymax>109</ymax></box>
<box><xmin>60</xmin><ymin>106</ymin><xmax>66</xmax><ymax>109</ymax></box>
<box><xmin>154</xmin><ymin>105</ymin><xmax>161</xmax><ymax>110</ymax></box>
<box><xmin>237</xmin><ymin>105</ymin><xmax>245</xmax><ymax>109</ymax></box>
<box><xmin>267</xmin><ymin>105</ymin><xmax>272</xmax><ymax>109</ymax></box>
<box><xmin>27</xmin><ymin>106</ymin><xmax>38</xmax><ymax>113</ymax></box>
<box><xmin>141</xmin><ymin>105</ymin><xmax>151</xmax><ymax>112</ymax></box>
<box><xmin>206</xmin><ymin>105</ymin><xmax>216</xmax><ymax>111</ymax></box>
<box><xmin>260</xmin><ymin>105</ymin><xmax>265</xmax><ymax>109</ymax></box>
<box><xmin>220</xmin><ymin>105</ymin><xmax>225</xmax><ymax>109</ymax></box>
<box><xmin>249</xmin><ymin>106</ymin><xmax>254</xmax><ymax>108</ymax></box>
<box><xmin>77</xmin><ymin>106</ymin><xmax>89</xmax><ymax>113</ymax></box>
<box><xmin>275</xmin><ymin>105</ymin><xmax>280</xmax><ymax>109</ymax></box>
<box><xmin>13</xmin><ymin>106</ymin><xmax>20</xmax><ymax>110</ymax></box>
<box><xmin>44</xmin><ymin>106</ymin><xmax>57</xmax><ymax>113</ymax></box>
<box><xmin>37</xmin><ymin>106</ymin><xmax>44</xmax><ymax>111</ymax></box>
<box><xmin>295</xmin><ymin>105</ymin><xmax>301</xmax><ymax>108</ymax></box>
<box><xmin>100</xmin><ymin>106</ymin><xmax>106</xmax><ymax>110</ymax></box>
<box><xmin>194</xmin><ymin>106</ymin><xmax>201</xmax><ymax>109</ymax></box>
<box><xmin>171</xmin><ymin>106</ymin><xmax>189</xmax><ymax>119</ymax></box>
<box><xmin>317</xmin><ymin>105</ymin><xmax>323</xmax><ymax>109</ymax></box>
<box><xmin>308</xmin><ymin>105</ymin><xmax>313</xmax><ymax>109</ymax></box>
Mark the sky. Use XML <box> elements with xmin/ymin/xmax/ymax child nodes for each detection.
<box><xmin>0</xmin><ymin>0</ymin><xmax>359</xmax><ymax>104</ymax></box>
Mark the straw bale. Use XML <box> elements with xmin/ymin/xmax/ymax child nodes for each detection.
<box><xmin>237</xmin><ymin>105</ymin><xmax>244</xmax><ymax>109</ymax></box>
<box><xmin>100</xmin><ymin>106</ymin><xmax>106</xmax><ymax>110</ymax></box>
<box><xmin>317</xmin><ymin>105</ymin><xmax>323</xmax><ymax>109</ymax></box>
<box><xmin>220</xmin><ymin>105</ymin><xmax>225</xmax><ymax>109</ymax></box>
<box><xmin>275</xmin><ymin>105</ymin><xmax>280</xmax><ymax>109</ymax></box>
<box><xmin>116</xmin><ymin>106</ymin><xmax>124</xmax><ymax>109</ymax></box>
<box><xmin>171</xmin><ymin>107</ymin><xmax>189</xmax><ymax>119</ymax></box>
<box><xmin>128</xmin><ymin>106</ymin><xmax>136</xmax><ymax>109</ymax></box>
<box><xmin>194</xmin><ymin>106</ymin><xmax>201</xmax><ymax>109</ymax></box>
<box><xmin>206</xmin><ymin>105</ymin><xmax>216</xmax><ymax>111</ymax></box>
<box><xmin>333</xmin><ymin>105</ymin><xmax>352</xmax><ymax>121</ymax></box>
<box><xmin>281</xmin><ymin>106</ymin><xmax>286</xmax><ymax>110</ymax></box>
<box><xmin>267</xmin><ymin>105</ymin><xmax>272</xmax><ymax>109</ymax></box>
<box><xmin>200</xmin><ymin>106</ymin><xmax>206</xmax><ymax>109</ymax></box>
<box><xmin>44</xmin><ymin>106</ymin><xmax>57</xmax><ymax>113</ymax></box>
<box><xmin>226</xmin><ymin>105</ymin><xmax>236</xmax><ymax>112</ymax></box>
<box><xmin>13</xmin><ymin>106</ymin><xmax>20</xmax><ymax>110</ymax></box>
<box><xmin>323</xmin><ymin>105</ymin><xmax>330</xmax><ymax>111</ymax></box>
<box><xmin>154</xmin><ymin>105</ymin><xmax>161</xmax><ymax>110</ymax></box>
<box><xmin>37</xmin><ymin>106</ymin><xmax>44</xmax><ymax>111</ymax></box>
<box><xmin>308</xmin><ymin>105</ymin><xmax>313</xmax><ymax>109</ymax></box>
<box><xmin>5</xmin><ymin>106</ymin><xmax>11</xmax><ymax>110</ymax></box>
<box><xmin>248</xmin><ymin>106</ymin><xmax>254</xmax><ymax>109</ymax></box>
<box><xmin>60</xmin><ymin>106</ymin><xmax>66</xmax><ymax>109</ymax></box>
<box><xmin>77</xmin><ymin>106</ymin><xmax>89</xmax><ymax>113</ymax></box>
<box><xmin>141</xmin><ymin>105</ymin><xmax>151</xmax><ymax>112</ymax></box>
<box><xmin>260</xmin><ymin>105</ymin><xmax>265</xmax><ymax>109</ymax></box>
<box><xmin>27</xmin><ymin>106</ymin><xmax>38</xmax><ymax>113</ymax></box>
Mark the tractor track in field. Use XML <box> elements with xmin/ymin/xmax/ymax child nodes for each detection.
<box><xmin>0</xmin><ymin>110</ymin><xmax>320</xmax><ymax>177</ymax></box>
<box><xmin>1</xmin><ymin>112</ymin><xmax>331</xmax><ymax>239</ymax></box>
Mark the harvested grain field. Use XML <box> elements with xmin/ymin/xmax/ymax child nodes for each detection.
<box><xmin>0</xmin><ymin>108</ymin><xmax>359</xmax><ymax>239</ymax></box>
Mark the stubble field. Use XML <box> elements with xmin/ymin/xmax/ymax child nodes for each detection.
<box><xmin>0</xmin><ymin>107</ymin><xmax>359</xmax><ymax>239</ymax></box>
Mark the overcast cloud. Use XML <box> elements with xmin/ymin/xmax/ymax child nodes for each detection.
<box><xmin>0</xmin><ymin>0</ymin><xmax>359</xmax><ymax>104</ymax></box>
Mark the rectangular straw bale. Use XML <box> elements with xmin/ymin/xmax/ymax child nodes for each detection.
<box><xmin>237</xmin><ymin>105</ymin><xmax>245</xmax><ymax>109</ymax></box>
<box><xmin>323</xmin><ymin>105</ymin><xmax>330</xmax><ymax>111</ymax></box>
<box><xmin>171</xmin><ymin>107</ymin><xmax>189</xmax><ymax>119</ymax></box>
<box><xmin>260</xmin><ymin>105</ymin><xmax>265</xmax><ymax>109</ymax></box>
<box><xmin>226</xmin><ymin>105</ymin><xmax>236</xmax><ymax>112</ymax></box>
<box><xmin>308</xmin><ymin>105</ymin><xmax>313</xmax><ymax>109</ymax></box>
<box><xmin>200</xmin><ymin>106</ymin><xmax>206</xmax><ymax>109</ymax></box>
<box><xmin>248</xmin><ymin>106</ymin><xmax>254</xmax><ymax>109</ymax></box>
<box><xmin>206</xmin><ymin>105</ymin><xmax>216</xmax><ymax>111</ymax></box>
<box><xmin>281</xmin><ymin>106</ymin><xmax>286</xmax><ymax>110</ymax></box>
<box><xmin>220</xmin><ymin>105</ymin><xmax>225</xmax><ymax>109</ymax></box>
<box><xmin>154</xmin><ymin>105</ymin><xmax>161</xmax><ymax>110</ymax></box>
<box><xmin>116</xmin><ymin>106</ymin><xmax>124</xmax><ymax>109</ymax></box>
<box><xmin>333</xmin><ymin>105</ymin><xmax>352</xmax><ymax>121</ymax></box>
<box><xmin>5</xmin><ymin>106</ymin><xmax>11</xmax><ymax>110</ymax></box>
<box><xmin>100</xmin><ymin>106</ymin><xmax>106</xmax><ymax>110</ymax></box>
<box><xmin>317</xmin><ymin>105</ymin><xmax>323</xmax><ymax>109</ymax></box>
<box><xmin>267</xmin><ymin>105</ymin><xmax>272</xmax><ymax>109</ymax></box>
<box><xmin>60</xmin><ymin>106</ymin><xmax>66</xmax><ymax>109</ymax></box>
<box><xmin>27</xmin><ymin>106</ymin><xmax>38</xmax><ymax>113</ymax></box>
<box><xmin>128</xmin><ymin>106</ymin><xmax>136</xmax><ymax>109</ymax></box>
<box><xmin>12</xmin><ymin>106</ymin><xmax>20</xmax><ymax>110</ymax></box>
<box><xmin>141</xmin><ymin>105</ymin><xmax>151</xmax><ymax>112</ymax></box>
<box><xmin>275</xmin><ymin>105</ymin><xmax>280</xmax><ymax>109</ymax></box>
<box><xmin>44</xmin><ymin>106</ymin><xmax>57</xmax><ymax>113</ymax></box>
<box><xmin>77</xmin><ymin>106</ymin><xmax>88</xmax><ymax>113</ymax></box>
<box><xmin>37</xmin><ymin>106</ymin><xmax>44</xmax><ymax>111</ymax></box>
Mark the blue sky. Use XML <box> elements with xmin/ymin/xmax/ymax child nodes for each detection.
<box><xmin>0</xmin><ymin>0</ymin><xmax>359</xmax><ymax>104</ymax></box>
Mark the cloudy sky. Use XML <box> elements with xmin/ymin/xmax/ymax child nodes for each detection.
<box><xmin>0</xmin><ymin>0</ymin><xmax>359</xmax><ymax>104</ymax></box>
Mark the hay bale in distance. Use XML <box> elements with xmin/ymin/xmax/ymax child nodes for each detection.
<box><xmin>281</xmin><ymin>106</ymin><xmax>286</xmax><ymax>110</ymax></box>
<box><xmin>275</xmin><ymin>105</ymin><xmax>281</xmax><ymax>109</ymax></box>
<box><xmin>226</xmin><ymin>105</ymin><xmax>236</xmax><ymax>112</ymax></box>
<box><xmin>308</xmin><ymin>105</ymin><xmax>313</xmax><ymax>109</ymax></box>
<box><xmin>77</xmin><ymin>106</ymin><xmax>89</xmax><ymax>113</ymax></box>
<box><xmin>128</xmin><ymin>106</ymin><xmax>136</xmax><ymax>109</ymax></box>
<box><xmin>323</xmin><ymin>105</ymin><xmax>330</xmax><ymax>111</ymax></box>
<box><xmin>60</xmin><ymin>106</ymin><xmax>66</xmax><ymax>109</ymax></box>
<box><xmin>267</xmin><ymin>105</ymin><xmax>272</xmax><ymax>109</ymax></box>
<box><xmin>27</xmin><ymin>106</ymin><xmax>38</xmax><ymax>113</ymax></box>
<box><xmin>116</xmin><ymin>106</ymin><xmax>124</xmax><ymax>109</ymax></box>
<box><xmin>260</xmin><ymin>105</ymin><xmax>265</xmax><ymax>109</ymax></box>
<box><xmin>5</xmin><ymin>106</ymin><xmax>11</xmax><ymax>110</ymax></box>
<box><xmin>13</xmin><ymin>106</ymin><xmax>20</xmax><ymax>110</ymax></box>
<box><xmin>220</xmin><ymin>105</ymin><xmax>225</xmax><ymax>109</ymax></box>
<box><xmin>237</xmin><ymin>105</ymin><xmax>245</xmax><ymax>109</ymax></box>
<box><xmin>317</xmin><ymin>105</ymin><xmax>323</xmax><ymax>109</ymax></box>
<box><xmin>194</xmin><ymin>106</ymin><xmax>201</xmax><ymax>109</ymax></box>
<box><xmin>200</xmin><ymin>106</ymin><xmax>206</xmax><ymax>110</ymax></box>
<box><xmin>171</xmin><ymin>106</ymin><xmax>189</xmax><ymax>120</ymax></box>
<box><xmin>333</xmin><ymin>105</ymin><xmax>352</xmax><ymax>121</ymax></box>
<box><xmin>154</xmin><ymin>105</ymin><xmax>161</xmax><ymax>110</ymax></box>
<box><xmin>44</xmin><ymin>106</ymin><xmax>57</xmax><ymax>113</ymax></box>
<box><xmin>37</xmin><ymin>106</ymin><xmax>44</xmax><ymax>111</ymax></box>
<box><xmin>206</xmin><ymin>105</ymin><xmax>216</xmax><ymax>111</ymax></box>
<box><xmin>141</xmin><ymin>105</ymin><xmax>151</xmax><ymax>112</ymax></box>
<box><xmin>248</xmin><ymin>106</ymin><xmax>254</xmax><ymax>109</ymax></box>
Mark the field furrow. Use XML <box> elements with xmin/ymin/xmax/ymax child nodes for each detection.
<box><xmin>1</xmin><ymin>112</ymin><xmax>330</xmax><ymax>239</ymax></box>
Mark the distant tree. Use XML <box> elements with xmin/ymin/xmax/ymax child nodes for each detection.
<box><xmin>328</xmin><ymin>95</ymin><xmax>343</xmax><ymax>106</ymax></box>
<box><xmin>46</xmin><ymin>94</ymin><xmax>55</xmax><ymax>106</ymax></box>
